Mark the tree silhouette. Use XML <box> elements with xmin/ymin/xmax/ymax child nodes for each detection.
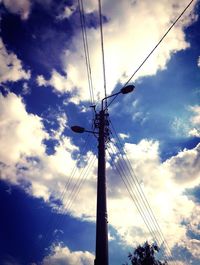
<box><xmin>124</xmin><ymin>241</ymin><xmax>167</xmax><ymax>265</ymax></box>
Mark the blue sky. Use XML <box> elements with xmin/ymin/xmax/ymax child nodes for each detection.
<box><xmin>0</xmin><ymin>0</ymin><xmax>200</xmax><ymax>264</ymax></box>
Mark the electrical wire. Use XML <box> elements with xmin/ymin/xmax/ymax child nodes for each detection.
<box><xmin>42</xmin><ymin>134</ymin><xmax>91</xmax><ymax>231</ymax></box>
<box><xmin>38</xmin><ymin>149</ymin><xmax>97</xmax><ymax>260</ymax></box>
<box><xmin>34</xmin><ymin>135</ymin><xmax>94</xmax><ymax>260</ymax></box>
<box><xmin>108</xmin><ymin>121</ymin><xmax>178</xmax><ymax>264</ymax></box>
<box><xmin>107</xmin><ymin>142</ymin><xmax>176</xmax><ymax>265</ymax></box>
<box><xmin>98</xmin><ymin>0</ymin><xmax>107</xmax><ymax>106</ymax></box>
<box><xmin>123</xmin><ymin>0</ymin><xmax>195</xmax><ymax>88</ymax></box>
<box><xmin>107</xmin><ymin>142</ymin><xmax>174</xmax><ymax>265</ymax></box>
<box><xmin>63</xmin><ymin>153</ymin><xmax>96</xmax><ymax>214</ymax></box>
<box><xmin>109</xmin><ymin>126</ymin><xmax>176</xmax><ymax>263</ymax></box>
<box><xmin>109</xmin><ymin>121</ymin><xmax>175</xmax><ymax>259</ymax></box>
<box><xmin>52</xmin><ymin>151</ymin><xmax>97</xmax><ymax>233</ymax></box>
<box><xmin>78</xmin><ymin>0</ymin><xmax>95</xmax><ymax>105</ymax></box>
<box><xmin>109</xmin><ymin>123</ymin><xmax>166</xmax><ymax>238</ymax></box>
<box><xmin>57</xmin><ymin>134</ymin><xmax>92</xmax><ymax>207</ymax></box>
<box><xmin>107</xmin><ymin>145</ymin><xmax>159</xmax><ymax>244</ymax></box>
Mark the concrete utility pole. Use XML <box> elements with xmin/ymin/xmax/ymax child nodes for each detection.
<box><xmin>71</xmin><ymin>84</ymin><xmax>134</xmax><ymax>265</ymax></box>
<box><xmin>95</xmin><ymin>109</ymin><xmax>109</xmax><ymax>265</ymax></box>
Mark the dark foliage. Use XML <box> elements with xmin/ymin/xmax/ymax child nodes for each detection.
<box><xmin>124</xmin><ymin>241</ymin><xmax>167</xmax><ymax>265</ymax></box>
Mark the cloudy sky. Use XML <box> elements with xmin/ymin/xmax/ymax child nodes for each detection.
<box><xmin>0</xmin><ymin>0</ymin><xmax>200</xmax><ymax>264</ymax></box>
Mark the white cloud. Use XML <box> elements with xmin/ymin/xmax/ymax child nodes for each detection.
<box><xmin>36</xmin><ymin>71</ymin><xmax>75</xmax><ymax>100</ymax></box>
<box><xmin>1</xmin><ymin>0</ymin><xmax>32</xmax><ymax>20</ymax></box>
<box><xmin>180</xmin><ymin>205</ymin><xmax>200</xmax><ymax>259</ymax></box>
<box><xmin>0</xmin><ymin>92</ymin><xmax>94</xmax><ymax>206</ymax></box>
<box><xmin>0</xmin><ymin>92</ymin><xmax>47</xmax><ymax>165</ymax></box>
<box><xmin>197</xmin><ymin>56</ymin><xmax>200</xmax><ymax>67</ymax></box>
<box><xmin>119</xmin><ymin>133</ymin><xmax>129</xmax><ymax>140</ymax></box>
<box><xmin>46</xmin><ymin>0</ymin><xmax>198</xmax><ymax>103</ymax></box>
<box><xmin>187</xmin><ymin>239</ymin><xmax>200</xmax><ymax>259</ymax></box>
<box><xmin>171</xmin><ymin>116</ymin><xmax>190</xmax><ymax>137</ymax></box>
<box><xmin>164</xmin><ymin>143</ymin><xmax>200</xmax><ymax>187</ymax></box>
<box><xmin>42</xmin><ymin>244</ymin><xmax>94</xmax><ymax>265</ymax></box>
<box><xmin>105</xmin><ymin>140</ymin><xmax>196</xmax><ymax>248</ymax></box>
<box><xmin>171</xmin><ymin>105</ymin><xmax>200</xmax><ymax>138</ymax></box>
<box><xmin>36</xmin><ymin>75</ymin><xmax>47</xmax><ymax>87</ymax></box>
<box><xmin>189</xmin><ymin>128</ymin><xmax>200</xmax><ymax>137</ymax></box>
<box><xmin>49</xmin><ymin>112</ymin><xmax>67</xmax><ymax>140</ymax></box>
<box><xmin>57</xmin><ymin>5</ymin><xmax>75</xmax><ymax>20</ymax></box>
<box><xmin>44</xmin><ymin>70</ymin><xmax>68</xmax><ymax>93</ymax></box>
<box><xmin>190</xmin><ymin>105</ymin><xmax>200</xmax><ymax>125</ymax></box>
<box><xmin>188</xmin><ymin>105</ymin><xmax>200</xmax><ymax>137</ymax></box>
<box><xmin>176</xmin><ymin>207</ymin><xmax>200</xmax><ymax>262</ymax></box>
<box><xmin>0</xmin><ymin>39</ymin><xmax>30</xmax><ymax>84</ymax></box>
<box><xmin>22</xmin><ymin>82</ymin><xmax>31</xmax><ymax>95</ymax></box>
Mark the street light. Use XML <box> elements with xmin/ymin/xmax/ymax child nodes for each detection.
<box><xmin>102</xmin><ymin>84</ymin><xmax>135</xmax><ymax>109</ymax></box>
<box><xmin>71</xmin><ymin>126</ymin><xmax>97</xmax><ymax>134</ymax></box>
<box><xmin>121</xmin><ymin>84</ymin><xmax>135</xmax><ymax>94</ymax></box>
<box><xmin>71</xmin><ymin>126</ymin><xmax>85</xmax><ymax>133</ymax></box>
<box><xmin>71</xmin><ymin>84</ymin><xmax>134</xmax><ymax>265</ymax></box>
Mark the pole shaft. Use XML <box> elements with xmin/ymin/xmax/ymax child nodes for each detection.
<box><xmin>95</xmin><ymin>109</ymin><xmax>108</xmax><ymax>265</ymax></box>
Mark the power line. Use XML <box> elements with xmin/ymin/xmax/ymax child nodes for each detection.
<box><xmin>107</xmin><ymin>143</ymin><xmax>176</xmax><ymax>265</ymax></box>
<box><xmin>103</xmin><ymin>2</ymin><xmax>196</xmax><ymax>263</ymax></box>
<box><xmin>109</xmin><ymin>123</ymin><xmax>166</xmax><ymax>239</ymax></box>
<box><xmin>108</xmin><ymin>122</ymin><xmax>178</xmax><ymax>265</ymax></box>
<box><xmin>107</xmin><ymin>146</ymin><xmax>159</xmax><ymax>243</ymax></box>
<box><xmin>123</xmin><ymin>0</ymin><xmax>195</xmax><ymax>88</ymax></box>
<box><xmin>78</xmin><ymin>0</ymin><xmax>95</xmax><ymax>105</ymax></box>
<box><xmin>35</xmin><ymin>135</ymin><xmax>94</xmax><ymax>260</ymax></box>
<box><xmin>98</xmin><ymin>0</ymin><xmax>107</xmax><ymax>105</ymax></box>
<box><xmin>108</xmin><ymin>121</ymin><xmax>175</xmax><ymax>260</ymax></box>
<box><xmin>63</xmin><ymin>153</ymin><xmax>96</xmax><ymax>213</ymax></box>
<box><xmin>50</xmin><ymin>151</ymin><xmax>97</xmax><ymax>241</ymax></box>
<box><xmin>57</xmin><ymin>134</ymin><xmax>92</xmax><ymax>207</ymax></box>
<box><xmin>39</xmin><ymin>150</ymin><xmax>96</xmax><ymax>260</ymax></box>
<box><xmin>36</xmin><ymin>1</ymin><xmax>195</xmax><ymax>263</ymax></box>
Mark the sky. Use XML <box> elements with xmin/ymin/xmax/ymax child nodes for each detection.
<box><xmin>0</xmin><ymin>0</ymin><xmax>200</xmax><ymax>264</ymax></box>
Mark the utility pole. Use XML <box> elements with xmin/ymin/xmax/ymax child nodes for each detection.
<box><xmin>95</xmin><ymin>109</ymin><xmax>109</xmax><ymax>265</ymax></box>
<box><xmin>71</xmin><ymin>84</ymin><xmax>134</xmax><ymax>265</ymax></box>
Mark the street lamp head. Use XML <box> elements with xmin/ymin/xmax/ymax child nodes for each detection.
<box><xmin>71</xmin><ymin>126</ymin><xmax>85</xmax><ymax>133</ymax></box>
<box><xmin>102</xmin><ymin>84</ymin><xmax>135</xmax><ymax>109</ymax></box>
<box><xmin>120</xmin><ymin>85</ymin><xmax>135</xmax><ymax>94</ymax></box>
